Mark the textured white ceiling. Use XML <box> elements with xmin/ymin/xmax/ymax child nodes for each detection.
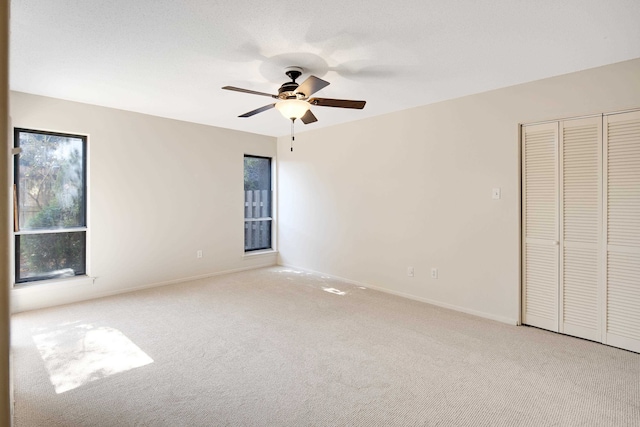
<box><xmin>10</xmin><ymin>0</ymin><xmax>640</xmax><ymax>137</ymax></box>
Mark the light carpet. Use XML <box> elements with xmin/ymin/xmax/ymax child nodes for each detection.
<box><xmin>11</xmin><ymin>266</ymin><xmax>640</xmax><ymax>426</ymax></box>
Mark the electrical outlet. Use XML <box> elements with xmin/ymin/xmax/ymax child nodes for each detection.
<box><xmin>197</xmin><ymin>250</ymin><xmax>203</xmax><ymax>258</ymax></box>
<box><xmin>431</xmin><ymin>268</ymin><xmax>438</xmax><ymax>279</ymax></box>
<box><xmin>407</xmin><ymin>267</ymin><xmax>414</xmax><ymax>277</ymax></box>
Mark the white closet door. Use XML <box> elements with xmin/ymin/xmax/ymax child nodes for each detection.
<box><xmin>522</xmin><ymin>122</ymin><xmax>559</xmax><ymax>331</ymax></box>
<box><xmin>604</xmin><ymin>110</ymin><xmax>640</xmax><ymax>353</ymax></box>
<box><xmin>559</xmin><ymin>117</ymin><xmax>602</xmax><ymax>341</ymax></box>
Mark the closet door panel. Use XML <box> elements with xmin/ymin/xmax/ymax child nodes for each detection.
<box><xmin>606</xmin><ymin>251</ymin><xmax>640</xmax><ymax>352</ymax></box>
<box><xmin>604</xmin><ymin>111</ymin><xmax>640</xmax><ymax>353</ymax></box>
<box><xmin>562</xmin><ymin>245</ymin><xmax>599</xmax><ymax>339</ymax></box>
<box><xmin>524</xmin><ymin>242</ymin><xmax>558</xmax><ymax>329</ymax></box>
<box><xmin>522</xmin><ymin>122</ymin><xmax>559</xmax><ymax>331</ymax></box>
<box><xmin>560</xmin><ymin>117</ymin><xmax>601</xmax><ymax>341</ymax></box>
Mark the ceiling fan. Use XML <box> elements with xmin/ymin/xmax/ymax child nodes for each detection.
<box><xmin>222</xmin><ymin>66</ymin><xmax>366</xmax><ymax>124</ymax></box>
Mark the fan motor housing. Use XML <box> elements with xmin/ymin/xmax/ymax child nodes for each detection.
<box><xmin>279</xmin><ymin>81</ymin><xmax>298</xmax><ymax>94</ymax></box>
<box><xmin>278</xmin><ymin>83</ymin><xmax>306</xmax><ymax>100</ymax></box>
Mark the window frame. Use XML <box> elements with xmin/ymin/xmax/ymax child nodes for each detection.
<box><xmin>243</xmin><ymin>154</ymin><xmax>273</xmax><ymax>253</ymax></box>
<box><xmin>13</xmin><ymin>128</ymin><xmax>89</xmax><ymax>284</ymax></box>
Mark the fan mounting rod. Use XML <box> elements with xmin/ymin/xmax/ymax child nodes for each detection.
<box><xmin>284</xmin><ymin>66</ymin><xmax>303</xmax><ymax>82</ymax></box>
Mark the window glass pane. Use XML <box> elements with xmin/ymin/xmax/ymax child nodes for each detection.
<box><xmin>244</xmin><ymin>188</ymin><xmax>272</xmax><ymax>220</ymax></box>
<box><xmin>16</xmin><ymin>232</ymin><xmax>86</xmax><ymax>282</ymax></box>
<box><xmin>244</xmin><ymin>220</ymin><xmax>272</xmax><ymax>251</ymax></box>
<box><xmin>17</xmin><ymin>131</ymin><xmax>85</xmax><ymax>230</ymax></box>
<box><xmin>244</xmin><ymin>157</ymin><xmax>270</xmax><ymax>191</ymax></box>
<box><xmin>244</xmin><ymin>156</ymin><xmax>272</xmax><ymax>252</ymax></box>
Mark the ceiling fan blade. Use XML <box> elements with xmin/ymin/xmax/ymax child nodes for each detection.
<box><xmin>222</xmin><ymin>86</ymin><xmax>277</xmax><ymax>98</ymax></box>
<box><xmin>308</xmin><ymin>98</ymin><xmax>366</xmax><ymax>109</ymax></box>
<box><xmin>300</xmin><ymin>110</ymin><xmax>318</xmax><ymax>125</ymax></box>
<box><xmin>239</xmin><ymin>103</ymin><xmax>276</xmax><ymax>118</ymax></box>
<box><xmin>295</xmin><ymin>76</ymin><xmax>330</xmax><ymax>97</ymax></box>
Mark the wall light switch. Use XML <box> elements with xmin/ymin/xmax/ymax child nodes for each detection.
<box><xmin>492</xmin><ymin>188</ymin><xmax>501</xmax><ymax>199</ymax></box>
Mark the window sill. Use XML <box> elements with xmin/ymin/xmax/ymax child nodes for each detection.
<box><xmin>12</xmin><ymin>275</ymin><xmax>95</xmax><ymax>292</ymax></box>
<box><xmin>243</xmin><ymin>249</ymin><xmax>278</xmax><ymax>259</ymax></box>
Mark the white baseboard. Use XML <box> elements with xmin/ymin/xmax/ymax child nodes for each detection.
<box><xmin>278</xmin><ymin>263</ymin><xmax>518</xmax><ymax>326</ymax></box>
<box><xmin>88</xmin><ymin>262</ymin><xmax>278</xmax><ymax>300</ymax></box>
<box><xmin>11</xmin><ymin>262</ymin><xmax>276</xmax><ymax>314</ymax></box>
<box><xmin>14</xmin><ymin>261</ymin><xmax>518</xmax><ymax>326</ymax></box>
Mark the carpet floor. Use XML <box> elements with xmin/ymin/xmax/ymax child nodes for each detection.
<box><xmin>11</xmin><ymin>266</ymin><xmax>640</xmax><ymax>426</ymax></box>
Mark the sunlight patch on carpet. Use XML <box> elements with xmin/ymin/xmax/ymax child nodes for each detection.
<box><xmin>323</xmin><ymin>287</ymin><xmax>346</xmax><ymax>296</ymax></box>
<box><xmin>32</xmin><ymin>322</ymin><xmax>153</xmax><ymax>394</ymax></box>
<box><xmin>277</xmin><ymin>269</ymin><xmax>303</xmax><ymax>274</ymax></box>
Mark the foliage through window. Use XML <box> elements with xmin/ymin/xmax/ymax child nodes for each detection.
<box><xmin>244</xmin><ymin>156</ymin><xmax>272</xmax><ymax>251</ymax></box>
<box><xmin>14</xmin><ymin>129</ymin><xmax>87</xmax><ymax>283</ymax></box>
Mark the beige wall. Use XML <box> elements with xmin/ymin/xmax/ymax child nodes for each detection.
<box><xmin>277</xmin><ymin>58</ymin><xmax>640</xmax><ymax>324</ymax></box>
<box><xmin>10</xmin><ymin>92</ymin><xmax>277</xmax><ymax>312</ymax></box>
<box><xmin>1</xmin><ymin>1</ymin><xmax>11</xmax><ymax>423</ymax></box>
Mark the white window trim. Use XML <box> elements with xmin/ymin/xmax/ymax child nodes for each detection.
<box><xmin>243</xmin><ymin>249</ymin><xmax>278</xmax><ymax>258</ymax></box>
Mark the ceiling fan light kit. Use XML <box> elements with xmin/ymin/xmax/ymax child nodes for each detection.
<box><xmin>275</xmin><ymin>99</ymin><xmax>310</xmax><ymax>120</ymax></box>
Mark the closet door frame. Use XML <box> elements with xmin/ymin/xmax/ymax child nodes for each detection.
<box><xmin>521</xmin><ymin>108</ymin><xmax>640</xmax><ymax>354</ymax></box>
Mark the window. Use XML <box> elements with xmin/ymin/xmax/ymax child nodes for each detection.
<box><xmin>14</xmin><ymin>128</ymin><xmax>87</xmax><ymax>284</ymax></box>
<box><xmin>244</xmin><ymin>155</ymin><xmax>272</xmax><ymax>251</ymax></box>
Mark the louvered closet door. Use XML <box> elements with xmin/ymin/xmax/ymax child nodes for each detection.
<box><xmin>522</xmin><ymin>122</ymin><xmax>559</xmax><ymax>332</ymax></box>
<box><xmin>604</xmin><ymin>111</ymin><xmax>640</xmax><ymax>353</ymax></box>
<box><xmin>559</xmin><ymin>117</ymin><xmax>602</xmax><ymax>342</ymax></box>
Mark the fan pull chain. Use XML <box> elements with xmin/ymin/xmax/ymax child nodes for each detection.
<box><xmin>290</xmin><ymin>118</ymin><xmax>295</xmax><ymax>152</ymax></box>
